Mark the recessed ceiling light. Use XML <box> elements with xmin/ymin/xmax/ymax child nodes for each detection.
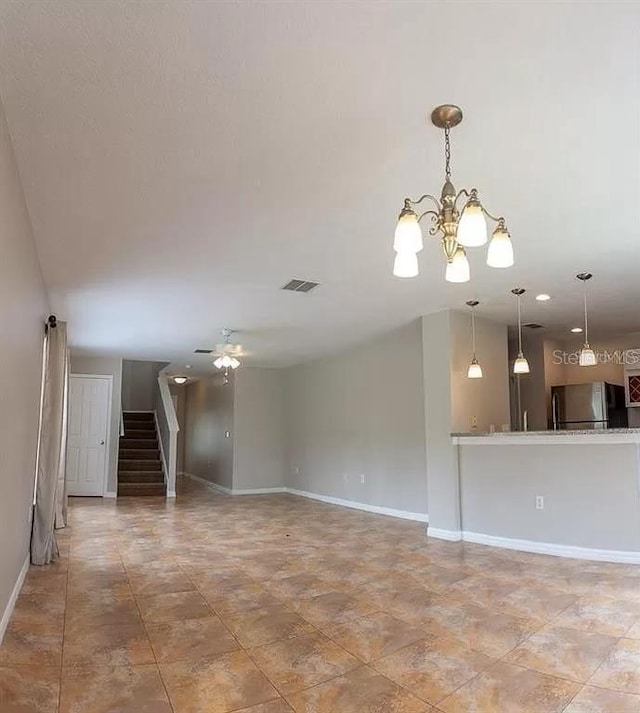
<box><xmin>535</xmin><ymin>293</ymin><xmax>551</xmax><ymax>301</ymax></box>
<box><xmin>185</xmin><ymin>364</ymin><xmax>191</xmax><ymax>369</ymax></box>
<box><xmin>571</xmin><ymin>327</ymin><xmax>583</xmax><ymax>333</ymax></box>
<box><xmin>173</xmin><ymin>376</ymin><xmax>188</xmax><ymax>385</ymax></box>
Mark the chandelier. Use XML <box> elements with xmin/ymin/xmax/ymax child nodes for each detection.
<box><xmin>213</xmin><ymin>329</ymin><xmax>242</xmax><ymax>371</ymax></box>
<box><xmin>393</xmin><ymin>104</ymin><xmax>514</xmax><ymax>283</ymax></box>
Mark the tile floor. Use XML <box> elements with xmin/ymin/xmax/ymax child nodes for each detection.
<box><xmin>1</xmin><ymin>475</ymin><xmax>639</xmax><ymax>712</ymax></box>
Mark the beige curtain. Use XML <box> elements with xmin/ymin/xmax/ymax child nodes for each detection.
<box><xmin>31</xmin><ymin>321</ymin><xmax>69</xmax><ymax>565</ymax></box>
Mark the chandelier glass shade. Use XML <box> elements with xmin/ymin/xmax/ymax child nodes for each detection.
<box><xmin>577</xmin><ymin>272</ymin><xmax>596</xmax><ymax>367</ymax></box>
<box><xmin>512</xmin><ymin>288</ymin><xmax>530</xmax><ymax>375</ymax></box>
<box><xmin>393</xmin><ymin>105</ymin><xmax>514</xmax><ymax>283</ymax></box>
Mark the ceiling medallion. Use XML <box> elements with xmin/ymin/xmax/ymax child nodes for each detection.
<box><xmin>393</xmin><ymin>104</ymin><xmax>514</xmax><ymax>283</ymax></box>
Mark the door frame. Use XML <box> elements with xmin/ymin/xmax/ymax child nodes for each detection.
<box><xmin>69</xmin><ymin>373</ymin><xmax>114</xmax><ymax>497</ymax></box>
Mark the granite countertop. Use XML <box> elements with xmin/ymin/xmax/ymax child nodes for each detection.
<box><xmin>452</xmin><ymin>428</ymin><xmax>640</xmax><ymax>437</ymax></box>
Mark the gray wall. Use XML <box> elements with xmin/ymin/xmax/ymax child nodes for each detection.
<box><xmin>233</xmin><ymin>368</ymin><xmax>286</xmax><ymax>491</ymax></box>
<box><xmin>284</xmin><ymin>320</ymin><xmax>427</xmax><ymax>514</ymax></box>
<box><xmin>0</xmin><ymin>95</ymin><xmax>50</xmax><ymax>621</ymax></box>
<box><xmin>69</xmin><ymin>356</ymin><xmax>123</xmax><ymax>494</ymax></box>
<box><xmin>169</xmin><ymin>383</ymin><xmax>186</xmax><ymax>474</ymax></box>
<box><xmin>121</xmin><ymin>359</ymin><xmax>168</xmax><ymax>411</ymax></box>
<box><xmin>459</xmin><ymin>442</ymin><xmax>640</xmax><ymax>551</ymax></box>
<box><xmin>422</xmin><ymin>311</ymin><xmax>459</xmax><ymax>531</ymax></box>
<box><xmin>183</xmin><ymin>372</ymin><xmax>234</xmax><ymax>489</ymax></box>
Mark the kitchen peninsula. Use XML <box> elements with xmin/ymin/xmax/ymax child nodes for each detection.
<box><xmin>449</xmin><ymin>429</ymin><xmax>640</xmax><ymax>563</ymax></box>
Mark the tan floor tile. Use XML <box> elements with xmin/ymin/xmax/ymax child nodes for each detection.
<box><xmin>296</xmin><ymin>591</ymin><xmax>377</xmax><ymax>627</ymax></box>
<box><xmin>63</xmin><ymin>620</ymin><xmax>155</xmax><ymax>666</ymax></box>
<box><xmin>589</xmin><ymin>638</ymin><xmax>640</xmax><ymax>694</ymax></box>
<box><xmin>234</xmin><ymin>702</ymin><xmax>294</xmax><ymax>713</ymax></box>
<box><xmin>59</xmin><ymin>663</ymin><xmax>172</xmax><ymax>713</ymax></box>
<box><xmin>146</xmin><ymin>616</ymin><xmax>240</xmax><ymax>663</ymax></box>
<box><xmin>129</xmin><ymin>570</ymin><xmax>196</xmax><ymax>596</ymax></box>
<box><xmin>496</xmin><ymin>585</ymin><xmax>577</xmax><ymax>623</ymax></box>
<box><xmin>249</xmin><ymin>631</ymin><xmax>360</xmax><ymax>695</ymax></box>
<box><xmin>374</xmin><ymin>633</ymin><xmax>494</xmax><ymax>704</ymax></box>
<box><xmin>418</xmin><ymin>601</ymin><xmax>540</xmax><ymax>658</ymax></box>
<box><xmin>553</xmin><ymin>595</ymin><xmax>640</xmax><ymax>637</ymax></box>
<box><xmin>285</xmin><ymin>665</ymin><xmax>430</xmax><ymax>712</ymax></box>
<box><xmin>160</xmin><ymin>649</ymin><xmax>279</xmax><ymax>713</ymax></box>
<box><xmin>563</xmin><ymin>685</ymin><xmax>640</xmax><ymax>712</ymax></box>
<box><xmin>205</xmin><ymin>582</ymin><xmax>283</xmax><ymax>615</ymax></box>
<box><xmin>325</xmin><ymin>612</ymin><xmax>427</xmax><ymax>663</ymax></box>
<box><xmin>438</xmin><ymin>661</ymin><xmax>580</xmax><ymax>713</ymax></box>
<box><xmin>222</xmin><ymin>604</ymin><xmax>315</xmax><ymax>648</ymax></box>
<box><xmin>0</xmin><ymin>665</ymin><xmax>60</xmax><ymax>713</ymax></box>
<box><xmin>504</xmin><ymin>624</ymin><xmax>617</xmax><ymax>682</ymax></box>
<box><xmin>136</xmin><ymin>590</ymin><xmax>212</xmax><ymax>623</ymax></box>
<box><xmin>0</xmin><ymin>616</ymin><xmax>63</xmax><ymax>666</ymax></box>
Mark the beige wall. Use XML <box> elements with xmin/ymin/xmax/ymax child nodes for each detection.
<box><xmin>450</xmin><ymin>310</ymin><xmax>510</xmax><ymax>433</ymax></box>
<box><xmin>554</xmin><ymin>332</ymin><xmax>640</xmax><ymax>387</ymax></box>
<box><xmin>69</xmin><ymin>356</ymin><xmax>122</xmax><ymax>494</ymax></box>
<box><xmin>183</xmin><ymin>372</ymin><xmax>234</xmax><ymax>489</ymax></box>
<box><xmin>121</xmin><ymin>359</ymin><xmax>168</xmax><ymax>411</ymax></box>
<box><xmin>233</xmin><ymin>368</ymin><xmax>286</xmax><ymax>491</ymax></box>
<box><xmin>0</xmin><ymin>95</ymin><xmax>50</xmax><ymax>622</ymax></box>
<box><xmin>285</xmin><ymin>320</ymin><xmax>427</xmax><ymax>515</ymax></box>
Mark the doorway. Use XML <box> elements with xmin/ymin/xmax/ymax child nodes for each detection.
<box><xmin>66</xmin><ymin>374</ymin><xmax>112</xmax><ymax>496</ymax></box>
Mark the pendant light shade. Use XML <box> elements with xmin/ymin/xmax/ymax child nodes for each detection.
<box><xmin>457</xmin><ymin>200</ymin><xmax>488</xmax><ymax>247</ymax></box>
<box><xmin>466</xmin><ymin>300</ymin><xmax>483</xmax><ymax>379</ymax></box>
<box><xmin>467</xmin><ymin>358</ymin><xmax>483</xmax><ymax>379</ymax></box>
<box><xmin>576</xmin><ymin>272</ymin><xmax>595</xmax><ymax>368</ymax></box>
<box><xmin>487</xmin><ymin>224</ymin><xmax>514</xmax><ymax>268</ymax></box>
<box><xmin>511</xmin><ymin>288</ymin><xmax>529</xmax><ymax>375</ymax></box>
<box><xmin>393</xmin><ymin>251</ymin><xmax>419</xmax><ymax>278</ymax></box>
<box><xmin>578</xmin><ymin>346</ymin><xmax>597</xmax><ymax>367</ymax></box>
<box><xmin>513</xmin><ymin>353</ymin><xmax>530</xmax><ymax>374</ymax></box>
<box><xmin>393</xmin><ymin>210</ymin><xmax>423</xmax><ymax>253</ymax></box>
<box><xmin>445</xmin><ymin>247</ymin><xmax>470</xmax><ymax>283</ymax></box>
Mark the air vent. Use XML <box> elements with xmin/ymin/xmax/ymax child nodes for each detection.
<box><xmin>524</xmin><ymin>323</ymin><xmax>544</xmax><ymax>329</ymax></box>
<box><xmin>193</xmin><ymin>348</ymin><xmax>213</xmax><ymax>354</ymax></box>
<box><xmin>282</xmin><ymin>279</ymin><xmax>320</xmax><ymax>293</ymax></box>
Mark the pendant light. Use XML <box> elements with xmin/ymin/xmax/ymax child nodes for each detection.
<box><xmin>445</xmin><ymin>246</ymin><xmax>470</xmax><ymax>283</ymax></box>
<box><xmin>512</xmin><ymin>288</ymin><xmax>530</xmax><ymax>374</ymax></box>
<box><xmin>577</xmin><ymin>272</ymin><xmax>596</xmax><ymax>367</ymax></box>
<box><xmin>466</xmin><ymin>300</ymin><xmax>483</xmax><ymax>379</ymax></box>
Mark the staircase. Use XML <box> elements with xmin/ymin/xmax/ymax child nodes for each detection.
<box><xmin>118</xmin><ymin>412</ymin><xmax>166</xmax><ymax>496</ymax></box>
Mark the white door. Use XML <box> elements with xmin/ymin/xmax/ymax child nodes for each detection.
<box><xmin>66</xmin><ymin>375</ymin><xmax>111</xmax><ymax>496</ymax></box>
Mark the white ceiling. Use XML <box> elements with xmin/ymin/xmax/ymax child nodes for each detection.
<box><xmin>0</xmin><ymin>1</ymin><xmax>638</xmax><ymax>371</ymax></box>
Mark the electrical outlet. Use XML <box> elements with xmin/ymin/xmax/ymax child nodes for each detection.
<box><xmin>294</xmin><ymin>466</ymin><xmax>300</xmax><ymax>476</ymax></box>
<box><xmin>536</xmin><ymin>495</ymin><xmax>544</xmax><ymax>510</ymax></box>
<box><xmin>343</xmin><ymin>473</ymin><xmax>348</xmax><ymax>483</ymax></box>
<box><xmin>360</xmin><ymin>473</ymin><xmax>365</xmax><ymax>484</ymax></box>
<box><xmin>225</xmin><ymin>431</ymin><xmax>231</xmax><ymax>438</ymax></box>
<box><xmin>471</xmin><ymin>415</ymin><xmax>478</xmax><ymax>429</ymax></box>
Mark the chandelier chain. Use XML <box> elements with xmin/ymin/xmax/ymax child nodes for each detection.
<box><xmin>444</xmin><ymin>125</ymin><xmax>451</xmax><ymax>181</ymax></box>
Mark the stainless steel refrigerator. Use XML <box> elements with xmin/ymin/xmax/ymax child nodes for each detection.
<box><xmin>551</xmin><ymin>382</ymin><xmax>628</xmax><ymax>430</ymax></box>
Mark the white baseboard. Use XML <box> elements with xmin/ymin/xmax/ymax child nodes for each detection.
<box><xmin>234</xmin><ymin>487</ymin><xmax>286</xmax><ymax>495</ymax></box>
<box><xmin>427</xmin><ymin>527</ymin><xmax>462</xmax><ymax>541</ymax></box>
<box><xmin>462</xmin><ymin>530</ymin><xmax>640</xmax><ymax>564</ymax></box>
<box><xmin>166</xmin><ymin>490</ymin><xmax>176</xmax><ymax>498</ymax></box>
<box><xmin>103</xmin><ymin>491</ymin><xmax>117</xmax><ymax>499</ymax></box>
<box><xmin>0</xmin><ymin>555</ymin><xmax>29</xmax><ymax>644</ymax></box>
<box><xmin>286</xmin><ymin>488</ymin><xmax>428</xmax><ymax>523</ymax></box>
<box><xmin>182</xmin><ymin>472</ymin><xmax>232</xmax><ymax>495</ymax></box>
